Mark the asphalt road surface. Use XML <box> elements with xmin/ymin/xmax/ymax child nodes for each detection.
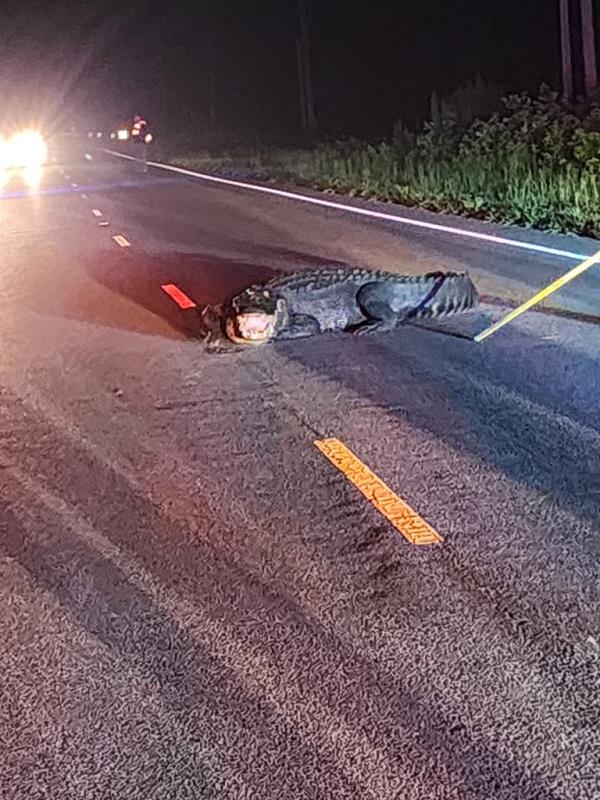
<box><xmin>1</xmin><ymin>138</ymin><xmax>599</xmax><ymax>800</ymax></box>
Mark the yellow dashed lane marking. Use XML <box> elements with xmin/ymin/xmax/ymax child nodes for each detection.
<box><xmin>314</xmin><ymin>438</ymin><xmax>443</xmax><ymax>546</ymax></box>
<box><xmin>92</xmin><ymin>208</ymin><xmax>103</xmax><ymax>217</ymax></box>
<box><xmin>112</xmin><ymin>234</ymin><xmax>131</xmax><ymax>247</ymax></box>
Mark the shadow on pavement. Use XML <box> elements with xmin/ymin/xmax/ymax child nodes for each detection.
<box><xmin>0</xmin><ymin>499</ymin><xmax>359</xmax><ymax>799</ymax></box>
<box><xmin>85</xmin><ymin>250</ymin><xmax>280</xmax><ymax>338</ymax></box>
<box><xmin>80</xmin><ymin>247</ymin><xmax>349</xmax><ymax>340</ymax></box>
<box><xmin>0</xmin><ymin>411</ymin><xmax>565</xmax><ymax>800</ymax></box>
<box><xmin>24</xmin><ymin>250</ymin><xmax>280</xmax><ymax>340</ymax></box>
<box><xmin>275</xmin><ymin>320</ymin><xmax>600</xmax><ymax>532</ymax></box>
<box><xmin>273</xmin><ymin>321</ymin><xmax>600</xmax><ymax>732</ymax></box>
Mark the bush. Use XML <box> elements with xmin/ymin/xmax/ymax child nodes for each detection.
<box><xmin>458</xmin><ymin>87</ymin><xmax>580</xmax><ymax>168</ymax></box>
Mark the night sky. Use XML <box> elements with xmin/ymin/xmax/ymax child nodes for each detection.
<box><xmin>0</xmin><ymin>0</ymin><xmax>593</xmax><ymax>139</ymax></box>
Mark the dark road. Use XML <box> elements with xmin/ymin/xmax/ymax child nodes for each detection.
<box><xmin>1</xmin><ymin>140</ymin><xmax>599</xmax><ymax>799</ymax></box>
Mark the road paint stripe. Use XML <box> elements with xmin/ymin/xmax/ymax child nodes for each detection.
<box><xmin>92</xmin><ymin>208</ymin><xmax>103</xmax><ymax>217</ymax></box>
<box><xmin>314</xmin><ymin>438</ymin><xmax>443</xmax><ymax>546</ymax></box>
<box><xmin>84</xmin><ymin>153</ymin><xmax>93</xmax><ymax>161</ymax></box>
<box><xmin>70</xmin><ymin>182</ymin><xmax>78</xmax><ymax>188</ymax></box>
<box><xmin>160</xmin><ymin>283</ymin><xmax>197</xmax><ymax>309</ymax></box>
<box><xmin>98</xmin><ymin>220</ymin><xmax>109</xmax><ymax>226</ymax></box>
<box><xmin>80</xmin><ymin>193</ymin><xmax>88</xmax><ymax>200</ymax></box>
<box><xmin>474</xmin><ymin>247</ymin><xmax>600</xmax><ymax>342</ymax></box>
<box><xmin>112</xmin><ymin>234</ymin><xmax>131</xmax><ymax>247</ymax></box>
<box><xmin>104</xmin><ymin>149</ymin><xmax>588</xmax><ymax>263</ymax></box>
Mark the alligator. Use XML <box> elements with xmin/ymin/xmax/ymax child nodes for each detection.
<box><xmin>208</xmin><ymin>266</ymin><xmax>479</xmax><ymax>346</ymax></box>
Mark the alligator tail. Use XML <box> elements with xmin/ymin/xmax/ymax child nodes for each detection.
<box><xmin>408</xmin><ymin>271</ymin><xmax>479</xmax><ymax>318</ymax></box>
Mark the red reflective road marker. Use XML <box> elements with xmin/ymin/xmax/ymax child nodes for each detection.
<box><xmin>161</xmin><ymin>283</ymin><xmax>197</xmax><ymax>310</ymax></box>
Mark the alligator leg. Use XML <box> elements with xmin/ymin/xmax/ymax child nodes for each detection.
<box><xmin>277</xmin><ymin>314</ymin><xmax>322</xmax><ymax>340</ymax></box>
<box><xmin>350</xmin><ymin>312</ymin><xmax>404</xmax><ymax>336</ymax></box>
<box><xmin>350</xmin><ymin>283</ymin><xmax>406</xmax><ymax>335</ymax></box>
<box><xmin>352</xmin><ymin>274</ymin><xmax>450</xmax><ymax>335</ymax></box>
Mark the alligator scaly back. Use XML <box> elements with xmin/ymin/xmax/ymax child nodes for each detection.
<box><xmin>257</xmin><ymin>266</ymin><xmax>439</xmax><ymax>294</ymax></box>
<box><xmin>257</xmin><ymin>267</ymin><xmax>477</xmax><ymax>315</ymax></box>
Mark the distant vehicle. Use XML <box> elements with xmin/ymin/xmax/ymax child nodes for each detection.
<box><xmin>131</xmin><ymin>115</ymin><xmax>153</xmax><ymax>145</ymax></box>
<box><xmin>110</xmin><ymin>115</ymin><xmax>154</xmax><ymax>147</ymax></box>
<box><xmin>0</xmin><ymin>128</ymin><xmax>48</xmax><ymax>169</ymax></box>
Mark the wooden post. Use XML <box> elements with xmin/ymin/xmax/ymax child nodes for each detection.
<box><xmin>298</xmin><ymin>0</ymin><xmax>316</xmax><ymax>130</ymax></box>
<box><xmin>296</xmin><ymin>36</ymin><xmax>308</xmax><ymax>130</ymax></box>
<box><xmin>560</xmin><ymin>0</ymin><xmax>574</xmax><ymax>101</ymax></box>
<box><xmin>207</xmin><ymin>27</ymin><xmax>218</xmax><ymax>128</ymax></box>
<box><xmin>580</xmin><ymin>0</ymin><xmax>598</xmax><ymax>98</ymax></box>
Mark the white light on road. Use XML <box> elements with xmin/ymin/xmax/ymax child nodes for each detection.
<box><xmin>117</xmin><ymin>128</ymin><xmax>129</xmax><ymax>141</ymax></box>
<box><xmin>21</xmin><ymin>165</ymin><xmax>43</xmax><ymax>191</ymax></box>
<box><xmin>7</xmin><ymin>130</ymin><xmax>48</xmax><ymax>169</ymax></box>
<box><xmin>0</xmin><ymin>163</ymin><xmax>9</xmax><ymax>191</ymax></box>
<box><xmin>0</xmin><ymin>137</ymin><xmax>10</xmax><ymax>170</ymax></box>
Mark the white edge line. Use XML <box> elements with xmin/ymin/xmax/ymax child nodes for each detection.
<box><xmin>104</xmin><ymin>148</ymin><xmax>588</xmax><ymax>263</ymax></box>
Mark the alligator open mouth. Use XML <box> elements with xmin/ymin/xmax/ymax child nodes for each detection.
<box><xmin>225</xmin><ymin>312</ymin><xmax>276</xmax><ymax>345</ymax></box>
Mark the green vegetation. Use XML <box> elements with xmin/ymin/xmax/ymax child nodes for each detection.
<box><xmin>162</xmin><ymin>87</ymin><xmax>600</xmax><ymax>237</ymax></box>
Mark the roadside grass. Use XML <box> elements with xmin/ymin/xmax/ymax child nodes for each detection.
<box><xmin>265</xmin><ymin>144</ymin><xmax>600</xmax><ymax>236</ymax></box>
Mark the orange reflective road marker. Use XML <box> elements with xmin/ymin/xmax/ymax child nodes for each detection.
<box><xmin>160</xmin><ymin>283</ymin><xmax>197</xmax><ymax>310</ymax></box>
<box><xmin>315</xmin><ymin>438</ymin><xmax>443</xmax><ymax>545</ymax></box>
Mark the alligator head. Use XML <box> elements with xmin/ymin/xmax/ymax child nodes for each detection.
<box><xmin>224</xmin><ymin>286</ymin><xmax>285</xmax><ymax>345</ymax></box>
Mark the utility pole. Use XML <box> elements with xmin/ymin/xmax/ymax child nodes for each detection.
<box><xmin>154</xmin><ymin>10</ymin><xmax>170</xmax><ymax>122</ymax></box>
<box><xmin>580</xmin><ymin>0</ymin><xmax>598</xmax><ymax>98</ymax></box>
<box><xmin>296</xmin><ymin>37</ymin><xmax>308</xmax><ymax>130</ymax></box>
<box><xmin>207</xmin><ymin>26</ymin><xmax>218</xmax><ymax>128</ymax></box>
<box><xmin>296</xmin><ymin>0</ymin><xmax>316</xmax><ymax>131</ymax></box>
<box><xmin>559</xmin><ymin>0</ymin><xmax>574</xmax><ymax>101</ymax></box>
